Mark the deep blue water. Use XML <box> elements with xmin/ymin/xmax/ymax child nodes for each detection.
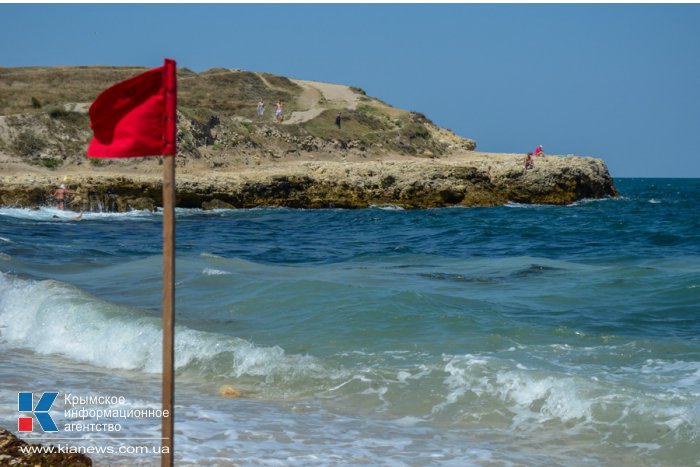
<box><xmin>1</xmin><ymin>178</ymin><xmax>698</xmax><ymax>465</ymax></box>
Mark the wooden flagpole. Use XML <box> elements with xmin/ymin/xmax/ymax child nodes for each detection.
<box><xmin>162</xmin><ymin>153</ymin><xmax>175</xmax><ymax>466</ymax></box>
<box><xmin>85</xmin><ymin>57</ymin><xmax>178</xmax><ymax>466</ymax></box>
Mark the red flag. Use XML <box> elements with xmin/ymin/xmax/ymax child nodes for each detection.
<box><xmin>87</xmin><ymin>58</ymin><xmax>177</xmax><ymax>158</ymax></box>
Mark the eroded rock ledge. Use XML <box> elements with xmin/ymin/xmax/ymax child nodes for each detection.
<box><xmin>0</xmin><ymin>154</ymin><xmax>618</xmax><ymax>211</ymax></box>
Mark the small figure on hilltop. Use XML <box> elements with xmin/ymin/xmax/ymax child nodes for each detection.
<box><xmin>534</xmin><ymin>145</ymin><xmax>544</xmax><ymax>157</ymax></box>
<box><xmin>52</xmin><ymin>183</ymin><xmax>76</xmax><ymax>210</ymax></box>
<box><xmin>524</xmin><ymin>152</ymin><xmax>534</xmax><ymax>170</ymax></box>
<box><xmin>275</xmin><ymin>101</ymin><xmax>284</xmax><ymax>123</ymax></box>
<box><xmin>335</xmin><ymin>112</ymin><xmax>342</xmax><ymax>129</ymax></box>
<box><xmin>257</xmin><ymin>98</ymin><xmax>265</xmax><ymax>120</ymax></box>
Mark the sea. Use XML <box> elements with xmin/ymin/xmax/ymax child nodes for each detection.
<box><xmin>0</xmin><ymin>178</ymin><xmax>698</xmax><ymax>466</ymax></box>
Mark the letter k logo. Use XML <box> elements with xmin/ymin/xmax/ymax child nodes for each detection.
<box><xmin>18</xmin><ymin>392</ymin><xmax>59</xmax><ymax>432</ymax></box>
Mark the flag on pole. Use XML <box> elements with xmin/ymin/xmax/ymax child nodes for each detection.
<box><xmin>85</xmin><ymin>58</ymin><xmax>178</xmax><ymax>466</ymax></box>
<box><xmin>87</xmin><ymin>58</ymin><xmax>177</xmax><ymax>158</ymax></box>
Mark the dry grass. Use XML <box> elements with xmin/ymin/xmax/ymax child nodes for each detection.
<box><xmin>0</xmin><ymin>66</ymin><xmax>300</xmax><ymax>121</ymax></box>
<box><xmin>0</xmin><ymin>66</ymin><xmax>475</xmax><ymax>166</ymax></box>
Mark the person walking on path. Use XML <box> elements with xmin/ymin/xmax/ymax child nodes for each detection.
<box><xmin>275</xmin><ymin>101</ymin><xmax>284</xmax><ymax>122</ymax></box>
<box><xmin>335</xmin><ymin>112</ymin><xmax>342</xmax><ymax>129</ymax></box>
<box><xmin>257</xmin><ymin>98</ymin><xmax>265</xmax><ymax>120</ymax></box>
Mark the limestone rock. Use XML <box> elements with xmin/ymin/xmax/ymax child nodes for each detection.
<box><xmin>0</xmin><ymin>154</ymin><xmax>617</xmax><ymax>211</ymax></box>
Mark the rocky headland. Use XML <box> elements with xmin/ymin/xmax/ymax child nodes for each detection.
<box><xmin>0</xmin><ymin>153</ymin><xmax>617</xmax><ymax>211</ymax></box>
<box><xmin>0</xmin><ymin>66</ymin><xmax>618</xmax><ymax>211</ymax></box>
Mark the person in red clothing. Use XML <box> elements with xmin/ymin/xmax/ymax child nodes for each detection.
<box><xmin>534</xmin><ymin>145</ymin><xmax>544</xmax><ymax>156</ymax></box>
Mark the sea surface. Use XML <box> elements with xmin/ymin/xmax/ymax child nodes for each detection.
<box><xmin>0</xmin><ymin>178</ymin><xmax>698</xmax><ymax>466</ymax></box>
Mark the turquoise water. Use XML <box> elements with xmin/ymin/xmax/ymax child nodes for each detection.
<box><xmin>1</xmin><ymin>178</ymin><xmax>699</xmax><ymax>465</ymax></box>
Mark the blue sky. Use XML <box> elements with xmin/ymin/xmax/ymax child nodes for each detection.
<box><xmin>1</xmin><ymin>4</ymin><xmax>699</xmax><ymax>177</ymax></box>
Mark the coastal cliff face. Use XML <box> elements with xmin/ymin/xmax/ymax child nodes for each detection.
<box><xmin>0</xmin><ymin>66</ymin><xmax>617</xmax><ymax>210</ymax></box>
<box><xmin>0</xmin><ymin>154</ymin><xmax>617</xmax><ymax>211</ymax></box>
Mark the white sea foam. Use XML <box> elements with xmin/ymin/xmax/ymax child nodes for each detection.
<box><xmin>505</xmin><ymin>201</ymin><xmax>537</xmax><ymax>208</ymax></box>
<box><xmin>567</xmin><ymin>197</ymin><xmax>618</xmax><ymax>207</ymax></box>
<box><xmin>369</xmin><ymin>204</ymin><xmax>405</xmax><ymax>211</ymax></box>
<box><xmin>434</xmin><ymin>349</ymin><xmax>700</xmax><ymax>453</ymax></box>
<box><xmin>202</xmin><ymin>268</ymin><xmax>231</xmax><ymax>276</ymax></box>
<box><xmin>494</xmin><ymin>372</ymin><xmax>591</xmax><ymax>423</ymax></box>
<box><xmin>0</xmin><ymin>273</ymin><xmax>325</xmax><ymax>386</ymax></box>
<box><xmin>0</xmin><ymin>207</ymin><xmax>156</xmax><ymax>221</ymax></box>
<box><xmin>640</xmin><ymin>359</ymin><xmax>700</xmax><ymax>392</ymax></box>
<box><xmin>200</xmin><ymin>252</ymin><xmax>225</xmax><ymax>259</ymax></box>
<box><xmin>438</xmin><ymin>354</ymin><xmax>593</xmax><ymax>426</ymax></box>
<box><xmin>394</xmin><ymin>416</ymin><xmax>425</xmax><ymax>427</ymax></box>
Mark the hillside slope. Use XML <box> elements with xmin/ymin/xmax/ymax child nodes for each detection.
<box><xmin>0</xmin><ymin>66</ymin><xmax>616</xmax><ymax>210</ymax></box>
<box><xmin>0</xmin><ymin>66</ymin><xmax>475</xmax><ymax>170</ymax></box>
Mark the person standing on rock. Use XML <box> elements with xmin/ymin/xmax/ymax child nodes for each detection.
<box><xmin>52</xmin><ymin>183</ymin><xmax>76</xmax><ymax>210</ymax></box>
<box><xmin>257</xmin><ymin>98</ymin><xmax>265</xmax><ymax>120</ymax></box>
<box><xmin>275</xmin><ymin>101</ymin><xmax>284</xmax><ymax>122</ymax></box>
<box><xmin>524</xmin><ymin>152</ymin><xmax>534</xmax><ymax>170</ymax></box>
<box><xmin>335</xmin><ymin>112</ymin><xmax>342</xmax><ymax>129</ymax></box>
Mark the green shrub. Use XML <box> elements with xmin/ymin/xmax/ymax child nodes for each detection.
<box><xmin>403</xmin><ymin>123</ymin><xmax>431</xmax><ymax>140</ymax></box>
<box><xmin>48</xmin><ymin>107</ymin><xmax>69</xmax><ymax>119</ymax></box>
<box><xmin>13</xmin><ymin>130</ymin><xmax>46</xmax><ymax>157</ymax></box>
<box><xmin>47</xmin><ymin>107</ymin><xmax>86</xmax><ymax>125</ymax></box>
<box><xmin>39</xmin><ymin>157</ymin><xmax>61</xmax><ymax>169</ymax></box>
<box><xmin>352</xmin><ymin>109</ymin><xmax>388</xmax><ymax>131</ymax></box>
<box><xmin>356</xmin><ymin>104</ymin><xmax>374</xmax><ymax>114</ymax></box>
<box><xmin>410</xmin><ymin>111</ymin><xmax>433</xmax><ymax>125</ymax></box>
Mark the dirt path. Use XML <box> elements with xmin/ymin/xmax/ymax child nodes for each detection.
<box><xmin>282</xmin><ymin>80</ymin><xmax>324</xmax><ymax>124</ymax></box>
<box><xmin>300</xmin><ymin>80</ymin><xmax>361</xmax><ymax>110</ymax></box>
<box><xmin>283</xmin><ymin>79</ymin><xmax>361</xmax><ymax>125</ymax></box>
<box><xmin>255</xmin><ymin>72</ymin><xmax>287</xmax><ymax>93</ymax></box>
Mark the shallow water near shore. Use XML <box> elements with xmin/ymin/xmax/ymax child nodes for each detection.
<box><xmin>1</xmin><ymin>178</ymin><xmax>699</xmax><ymax>465</ymax></box>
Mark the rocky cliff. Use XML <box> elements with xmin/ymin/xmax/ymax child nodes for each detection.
<box><xmin>0</xmin><ymin>66</ymin><xmax>617</xmax><ymax>210</ymax></box>
<box><xmin>0</xmin><ymin>153</ymin><xmax>617</xmax><ymax>211</ymax></box>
